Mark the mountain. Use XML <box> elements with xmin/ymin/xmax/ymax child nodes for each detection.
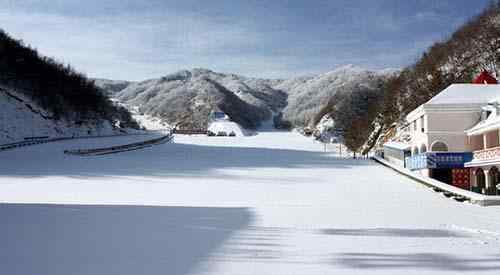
<box><xmin>111</xmin><ymin>68</ymin><xmax>286</xmax><ymax>130</ymax></box>
<box><xmin>277</xmin><ymin>65</ymin><xmax>390</xmax><ymax>127</ymax></box>
<box><xmin>93</xmin><ymin>79</ymin><xmax>133</xmax><ymax>96</ymax></box>
<box><xmin>100</xmin><ymin>66</ymin><xmax>389</xmax><ymax>130</ymax></box>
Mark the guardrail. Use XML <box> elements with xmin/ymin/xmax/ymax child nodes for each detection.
<box><xmin>0</xmin><ymin>133</ymin><xmax>153</xmax><ymax>153</ymax></box>
<box><xmin>64</xmin><ymin>134</ymin><xmax>173</xmax><ymax>156</ymax></box>
<box><xmin>173</xmin><ymin>129</ymin><xmax>208</xmax><ymax>135</ymax></box>
<box><xmin>0</xmin><ymin>137</ymin><xmax>70</xmax><ymax>152</ymax></box>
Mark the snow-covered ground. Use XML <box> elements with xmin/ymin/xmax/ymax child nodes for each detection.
<box><xmin>1</xmin><ymin>131</ymin><xmax>500</xmax><ymax>275</ymax></box>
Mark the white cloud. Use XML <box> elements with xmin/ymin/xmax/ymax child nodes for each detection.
<box><xmin>0</xmin><ymin>9</ymin><xmax>265</xmax><ymax>80</ymax></box>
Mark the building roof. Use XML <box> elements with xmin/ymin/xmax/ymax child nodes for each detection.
<box><xmin>383</xmin><ymin>142</ymin><xmax>411</xmax><ymax>151</ymax></box>
<box><xmin>473</xmin><ymin>71</ymin><xmax>498</xmax><ymax>84</ymax></box>
<box><xmin>425</xmin><ymin>84</ymin><xmax>500</xmax><ymax>105</ymax></box>
<box><xmin>466</xmin><ymin>115</ymin><xmax>500</xmax><ymax>136</ymax></box>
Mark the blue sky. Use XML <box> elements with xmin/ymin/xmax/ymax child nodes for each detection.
<box><xmin>0</xmin><ymin>0</ymin><xmax>492</xmax><ymax>80</ymax></box>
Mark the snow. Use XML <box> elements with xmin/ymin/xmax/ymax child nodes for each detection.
<box><xmin>384</xmin><ymin>141</ymin><xmax>411</xmax><ymax>150</ymax></box>
<box><xmin>426</xmin><ymin>84</ymin><xmax>500</xmax><ymax>105</ymax></box>
<box><xmin>208</xmin><ymin>120</ymin><xmax>247</xmax><ymax>136</ymax></box>
<box><xmin>2</xmin><ymin>131</ymin><xmax>500</xmax><ymax>275</ymax></box>
<box><xmin>0</xmin><ymin>87</ymin><xmax>132</xmax><ymax>144</ymax></box>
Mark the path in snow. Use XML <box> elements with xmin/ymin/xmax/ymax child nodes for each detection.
<box><xmin>1</xmin><ymin>132</ymin><xmax>500</xmax><ymax>275</ymax></box>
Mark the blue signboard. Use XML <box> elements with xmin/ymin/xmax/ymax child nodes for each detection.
<box><xmin>406</xmin><ymin>152</ymin><xmax>473</xmax><ymax>171</ymax></box>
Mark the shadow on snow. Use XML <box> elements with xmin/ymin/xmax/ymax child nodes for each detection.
<box><xmin>0</xmin><ymin>141</ymin><xmax>373</xmax><ymax>178</ymax></box>
<box><xmin>334</xmin><ymin>252</ymin><xmax>500</xmax><ymax>271</ymax></box>
<box><xmin>320</xmin><ymin>228</ymin><xmax>470</xmax><ymax>238</ymax></box>
<box><xmin>0</xmin><ymin>204</ymin><xmax>253</xmax><ymax>275</ymax></box>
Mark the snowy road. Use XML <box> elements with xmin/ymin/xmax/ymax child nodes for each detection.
<box><xmin>1</xmin><ymin>132</ymin><xmax>500</xmax><ymax>275</ymax></box>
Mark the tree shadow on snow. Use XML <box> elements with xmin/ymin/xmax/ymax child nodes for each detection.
<box><xmin>0</xmin><ymin>203</ymin><xmax>253</xmax><ymax>275</ymax></box>
<box><xmin>334</xmin><ymin>252</ymin><xmax>500</xmax><ymax>271</ymax></box>
<box><xmin>0</xmin><ymin>142</ymin><xmax>374</xmax><ymax>178</ymax></box>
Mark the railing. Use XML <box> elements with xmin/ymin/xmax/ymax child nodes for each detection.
<box><xmin>0</xmin><ymin>133</ymin><xmax>155</xmax><ymax>153</ymax></box>
<box><xmin>173</xmin><ymin>129</ymin><xmax>207</xmax><ymax>135</ymax></box>
<box><xmin>405</xmin><ymin>152</ymin><xmax>473</xmax><ymax>170</ymax></box>
<box><xmin>472</xmin><ymin>146</ymin><xmax>500</xmax><ymax>162</ymax></box>
<box><xmin>64</xmin><ymin>134</ymin><xmax>173</xmax><ymax>156</ymax></box>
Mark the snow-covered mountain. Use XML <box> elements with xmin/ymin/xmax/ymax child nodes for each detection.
<box><xmin>99</xmin><ymin>66</ymin><xmax>389</xmax><ymax>130</ymax></box>
<box><xmin>277</xmin><ymin>65</ymin><xmax>390</xmax><ymax>127</ymax></box>
<box><xmin>110</xmin><ymin>69</ymin><xmax>286</xmax><ymax>130</ymax></box>
<box><xmin>93</xmin><ymin>79</ymin><xmax>133</xmax><ymax>96</ymax></box>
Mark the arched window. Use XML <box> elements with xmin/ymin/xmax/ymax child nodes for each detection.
<box><xmin>431</xmin><ymin>141</ymin><xmax>449</xmax><ymax>152</ymax></box>
<box><xmin>420</xmin><ymin>144</ymin><xmax>427</xmax><ymax>153</ymax></box>
<box><xmin>412</xmin><ymin>147</ymin><xmax>419</xmax><ymax>156</ymax></box>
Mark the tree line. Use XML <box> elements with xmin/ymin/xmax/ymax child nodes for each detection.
<box><xmin>0</xmin><ymin>29</ymin><xmax>138</xmax><ymax>128</ymax></box>
<box><xmin>317</xmin><ymin>2</ymin><xmax>500</xmax><ymax>155</ymax></box>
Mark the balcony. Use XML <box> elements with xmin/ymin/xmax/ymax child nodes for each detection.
<box><xmin>471</xmin><ymin>146</ymin><xmax>500</xmax><ymax>162</ymax></box>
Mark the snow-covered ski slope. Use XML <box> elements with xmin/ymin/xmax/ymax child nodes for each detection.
<box><xmin>2</xmin><ymin>131</ymin><xmax>500</xmax><ymax>275</ymax></box>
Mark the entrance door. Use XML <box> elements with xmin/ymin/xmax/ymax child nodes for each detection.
<box><xmin>475</xmin><ymin>168</ymin><xmax>486</xmax><ymax>194</ymax></box>
<box><xmin>432</xmin><ymin>169</ymin><xmax>452</xmax><ymax>184</ymax></box>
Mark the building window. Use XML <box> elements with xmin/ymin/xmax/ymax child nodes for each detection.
<box><xmin>431</xmin><ymin>141</ymin><xmax>449</xmax><ymax>152</ymax></box>
<box><xmin>420</xmin><ymin>144</ymin><xmax>427</xmax><ymax>153</ymax></box>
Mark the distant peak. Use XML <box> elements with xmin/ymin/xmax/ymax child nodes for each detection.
<box><xmin>190</xmin><ymin>68</ymin><xmax>215</xmax><ymax>74</ymax></box>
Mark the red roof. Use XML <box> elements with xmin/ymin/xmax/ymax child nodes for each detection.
<box><xmin>473</xmin><ymin>71</ymin><xmax>498</xmax><ymax>84</ymax></box>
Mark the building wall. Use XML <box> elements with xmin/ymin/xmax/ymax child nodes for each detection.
<box><xmin>426</xmin><ymin>111</ymin><xmax>480</xmax><ymax>133</ymax></box>
<box><xmin>427</xmin><ymin>133</ymin><xmax>469</xmax><ymax>152</ymax></box>
<box><xmin>408</xmin><ymin>109</ymin><xmax>481</xmax><ymax>153</ymax></box>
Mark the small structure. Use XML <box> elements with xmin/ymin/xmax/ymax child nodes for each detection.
<box><xmin>383</xmin><ymin>142</ymin><xmax>411</xmax><ymax>167</ymax></box>
<box><xmin>473</xmin><ymin>70</ymin><xmax>498</xmax><ymax>84</ymax></box>
<box><xmin>207</xmin><ymin>110</ymin><xmax>245</xmax><ymax>137</ymax></box>
<box><xmin>209</xmin><ymin>111</ymin><xmax>230</xmax><ymax>123</ymax></box>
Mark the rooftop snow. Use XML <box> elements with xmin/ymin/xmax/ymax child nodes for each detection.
<box><xmin>426</xmin><ymin>84</ymin><xmax>500</xmax><ymax>105</ymax></box>
<box><xmin>383</xmin><ymin>141</ymin><xmax>411</xmax><ymax>150</ymax></box>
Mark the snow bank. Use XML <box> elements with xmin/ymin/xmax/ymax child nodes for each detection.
<box><xmin>0</xmin><ymin>87</ymin><xmax>137</xmax><ymax>144</ymax></box>
<box><xmin>208</xmin><ymin>121</ymin><xmax>247</xmax><ymax>136</ymax></box>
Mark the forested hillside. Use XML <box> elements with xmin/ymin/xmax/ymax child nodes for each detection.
<box><xmin>0</xmin><ymin>29</ymin><xmax>139</xmax><ymax>142</ymax></box>
<box><xmin>379</xmin><ymin>3</ymin><xmax>500</xmax><ymax>137</ymax></box>
<box><xmin>101</xmin><ymin>66</ymin><xmax>388</xmax><ymax>131</ymax></box>
<box><xmin>0</xmin><ymin>29</ymin><xmax>138</xmax><ymax>126</ymax></box>
<box><xmin>315</xmin><ymin>4</ymin><xmax>500</xmax><ymax>154</ymax></box>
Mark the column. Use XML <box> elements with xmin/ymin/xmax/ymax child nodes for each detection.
<box><xmin>497</xmin><ymin>129</ymin><xmax>500</xmax><ymax>147</ymax></box>
<box><xmin>470</xmin><ymin>169</ymin><xmax>477</xmax><ymax>192</ymax></box>
<box><xmin>483</xmin><ymin>133</ymin><xmax>489</xmax><ymax>150</ymax></box>
<box><xmin>484</xmin><ymin>168</ymin><xmax>491</xmax><ymax>195</ymax></box>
